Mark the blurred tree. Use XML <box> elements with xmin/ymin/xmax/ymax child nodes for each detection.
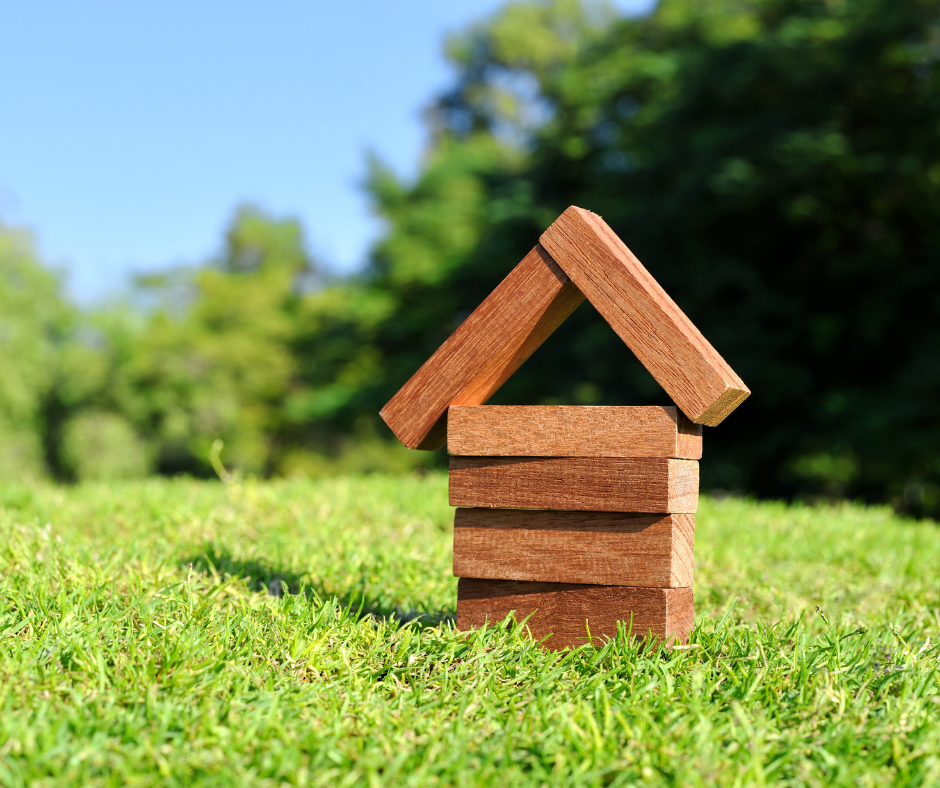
<box><xmin>0</xmin><ymin>223</ymin><xmax>71</xmax><ymax>481</ymax></box>
<box><xmin>61</xmin><ymin>411</ymin><xmax>151</xmax><ymax>482</ymax></box>
<box><xmin>7</xmin><ymin>0</ymin><xmax>940</xmax><ymax>518</ymax></box>
<box><xmin>128</xmin><ymin>206</ymin><xmax>308</xmax><ymax>476</ymax></box>
<box><xmin>54</xmin><ymin>207</ymin><xmax>310</xmax><ymax>478</ymax></box>
<box><xmin>46</xmin><ymin>205</ymin><xmax>432</xmax><ymax>481</ymax></box>
<box><xmin>351</xmin><ymin>0</ymin><xmax>940</xmax><ymax>516</ymax></box>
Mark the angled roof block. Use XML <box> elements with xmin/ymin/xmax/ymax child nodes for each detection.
<box><xmin>380</xmin><ymin>245</ymin><xmax>584</xmax><ymax>450</ymax></box>
<box><xmin>381</xmin><ymin>207</ymin><xmax>749</xmax><ymax>449</ymax></box>
<box><xmin>540</xmin><ymin>207</ymin><xmax>749</xmax><ymax>426</ymax></box>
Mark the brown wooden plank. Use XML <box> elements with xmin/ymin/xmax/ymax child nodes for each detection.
<box><xmin>539</xmin><ymin>207</ymin><xmax>749</xmax><ymax>426</ymax></box>
<box><xmin>453</xmin><ymin>510</ymin><xmax>694</xmax><ymax>587</ymax></box>
<box><xmin>457</xmin><ymin>579</ymin><xmax>693</xmax><ymax>649</ymax></box>
<box><xmin>380</xmin><ymin>245</ymin><xmax>584</xmax><ymax>450</ymax></box>
<box><xmin>447</xmin><ymin>405</ymin><xmax>702</xmax><ymax>459</ymax></box>
<box><xmin>448</xmin><ymin>457</ymin><xmax>699</xmax><ymax>513</ymax></box>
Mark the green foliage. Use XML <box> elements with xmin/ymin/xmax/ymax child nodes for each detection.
<box><xmin>2</xmin><ymin>0</ymin><xmax>938</xmax><ymax>510</ymax></box>
<box><xmin>0</xmin><ymin>223</ymin><xmax>72</xmax><ymax>481</ymax></box>
<box><xmin>49</xmin><ymin>207</ymin><xmax>313</xmax><ymax>478</ymax></box>
<box><xmin>36</xmin><ymin>204</ymin><xmax>435</xmax><ymax>480</ymax></box>
<box><xmin>0</xmin><ymin>476</ymin><xmax>938</xmax><ymax>785</ymax></box>
<box><xmin>355</xmin><ymin>0</ymin><xmax>940</xmax><ymax>515</ymax></box>
<box><xmin>125</xmin><ymin>206</ymin><xmax>306</xmax><ymax>475</ymax></box>
<box><xmin>60</xmin><ymin>411</ymin><xmax>151</xmax><ymax>481</ymax></box>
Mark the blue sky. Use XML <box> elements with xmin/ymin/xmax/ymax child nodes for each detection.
<box><xmin>0</xmin><ymin>1</ymin><xmax>654</xmax><ymax>303</ymax></box>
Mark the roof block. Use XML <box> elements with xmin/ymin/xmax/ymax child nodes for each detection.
<box><xmin>381</xmin><ymin>206</ymin><xmax>749</xmax><ymax>448</ymax></box>
<box><xmin>380</xmin><ymin>245</ymin><xmax>584</xmax><ymax>450</ymax></box>
<box><xmin>540</xmin><ymin>207</ymin><xmax>749</xmax><ymax>425</ymax></box>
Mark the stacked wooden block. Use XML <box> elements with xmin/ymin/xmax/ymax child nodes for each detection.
<box><xmin>448</xmin><ymin>405</ymin><xmax>700</xmax><ymax>648</ymax></box>
<box><xmin>378</xmin><ymin>205</ymin><xmax>749</xmax><ymax>650</ymax></box>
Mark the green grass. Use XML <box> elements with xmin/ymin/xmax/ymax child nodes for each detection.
<box><xmin>1</xmin><ymin>474</ymin><xmax>938</xmax><ymax>787</ymax></box>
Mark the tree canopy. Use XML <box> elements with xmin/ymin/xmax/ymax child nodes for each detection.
<box><xmin>353</xmin><ymin>0</ymin><xmax>940</xmax><ymax>515</ymax></box>
<box><xmin>3</xmin><ymin>0</ymin><xmax>939</xmax><ymax>517</ymax></box>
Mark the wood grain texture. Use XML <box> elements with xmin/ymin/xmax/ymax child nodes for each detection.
<box><xmin>457</xmin><ymin>579</ymin><xmax>693</xmax><ymax>649</ymax></box>
<box><xmin>539</xmin><ymin>206</ymin><xmax>749</xmax><ymax>426</ymax></box>
<box><xmin>453</xmin><ymin>510</ymin><xmax>694</xmax><ymax>587</ymax></box>
<box><xmin>449</xmin><ymin>457</ymin><xmax>699</xmax><ymax>513</ymax></box>
<box><xmin>380</xmin><ymin>245</ymin><xmax>585</xmax><ymax>450</ymax></box>
<box><xmin>447</xmin><ymin>405</ymin><xmax>702</xmax><ymax>459</ymax></box>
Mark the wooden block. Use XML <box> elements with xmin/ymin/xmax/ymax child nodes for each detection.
<box><xmin>448</xmin><ymin>457</ymin><xmax>699</xmax><ymax>513</ymax></box>
<box><xmin>453</xmin><ymin>510</ymin><xmax>694</xmax><ymax>587</ymax></box>
<box><xmin>539</xmin><ymin>206</ymin><xmax>749</xmax><ymax>426</ymax></box>
<box><xmin>380</xmin><ymin>245</ymin><xmax>585</xmax><ymax>450</ymax></box>
<box><xmin>457</xmin><ymin>579</ymin><xmax>693</xmax><ymax>649</ymax></box>
<box><xmin>447</xmin><ymin>405</ymin><xmax>702</xmax><ymax>459</ymax></box>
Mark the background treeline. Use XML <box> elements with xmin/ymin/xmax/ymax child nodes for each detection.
<box><xmin>2</xmin><ymin>0</ymin><xmax>939</xmax><ymax>517</ymax></box>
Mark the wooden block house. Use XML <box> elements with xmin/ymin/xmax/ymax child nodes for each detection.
<box><xmin>380</xmin><ymin>206</ymin><xmax>749</xmax><ymax>649</ymax></box>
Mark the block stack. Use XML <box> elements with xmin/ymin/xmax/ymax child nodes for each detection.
<box><xmin>379</xmin><ymin>205</ymin><xmax>749</xmax><ymax>650</ymax></box>
<box><xmin>448</xmin><ymin>405</ymin><xmax>700</xmax><ymax>648</ymax></box>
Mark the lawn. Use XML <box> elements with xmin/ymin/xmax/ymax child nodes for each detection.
<box><xmin>0</xmin><ymin>474</ymin><xmax>938</xmax><ymax>786</ymax></box>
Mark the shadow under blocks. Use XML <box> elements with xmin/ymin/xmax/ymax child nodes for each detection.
<box><xmin>380</xmin><ymin>206</ymin><xmax>749</xmax><ymax>649</ymax></box>
<box><xmin>183</xmin><ymin>548</ymin><xmax>452</xmax><ymax>626</ymax></box>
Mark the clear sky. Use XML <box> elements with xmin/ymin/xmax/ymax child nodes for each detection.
<box><xmin>0</xmin><ymin>1</ymin><xmax>654</xmax><ymax>303</ymax></box>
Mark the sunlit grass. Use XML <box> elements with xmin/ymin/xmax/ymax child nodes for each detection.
<box><xmin>1</xmin><ymin>475</ymin><xmax>938</xmax><ymax>786</ymax></box>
